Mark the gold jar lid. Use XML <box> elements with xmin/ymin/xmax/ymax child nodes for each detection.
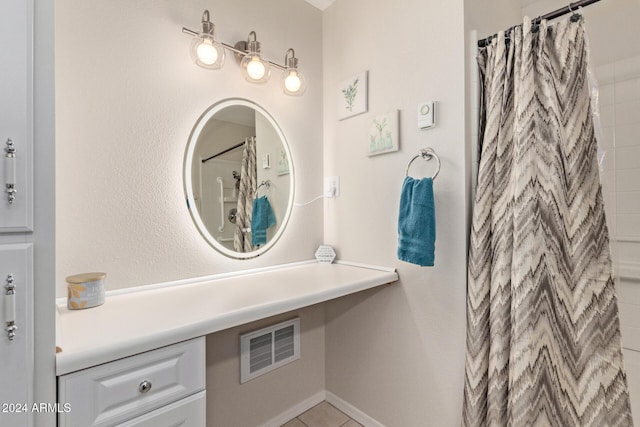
<box><xmin>66</xmin><ymin>272</ymin><xmax>106</xmax><ymax>284</ymax></box>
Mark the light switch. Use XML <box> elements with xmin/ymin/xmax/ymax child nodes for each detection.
<box><xmin>262</xmin><ymin>153</ymin><xmax>271</xmax><ymax>169</ymax></box>
<box><xmin>324</xmin><ymin>176</ymin><xmax>340</xmax><ymax>198</ymax></box>
<box><xmin>418</xmin><ymin>101</ymin><xmax>435</xmax><ymax>129</ymax></box>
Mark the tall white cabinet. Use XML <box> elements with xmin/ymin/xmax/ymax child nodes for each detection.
<box><xmin>1</xmin><ymin>0</ymin><xmax>56</xmax><ymax>426</ymax></box>
<box><xmin>1</xmin><ymin>1</ymin><xmax>35</xmax><ymax>426</ymax></box>
<box><xmin>0</xmin><ymin>0</ymin><xmax>33</xmax><ymax>233</ymax></box>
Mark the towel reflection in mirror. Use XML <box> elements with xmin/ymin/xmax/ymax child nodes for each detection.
<box><xmin>251</xmin><ymin>181</ymin><xmax>277</xmax><ymax>246</ymax></box>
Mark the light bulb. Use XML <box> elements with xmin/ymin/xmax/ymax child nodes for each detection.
<box><xmin>280</xmin><ymin>67</ymin><xmax>306</xmax><ymax>96</ymax></box>
<box><xmin>246</xmin><ymin>57</ymin><xmax>266</xmax><ymax>80</ymax></box>
<box><xmin>284</xmin><ymin>71</ymin><xmax>302</xmax><ymax>93</ymax></box>
<box><xmin>190</xmin><ymin>34</ymin><xmax>224</xmax><ymax>69</ymax></box>
<box><xmin>196</xmin><ymin>39</ymin><xmax>218</xmax><ymax>65</ymax></box>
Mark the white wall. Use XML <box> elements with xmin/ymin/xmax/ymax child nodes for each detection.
<box><xmin>56</xmin><ymin>2</ymin><xmax>325</xmax><ymax>426</ymax></box>
<box><xmin>322</xmin><ymin>0</ymin><xmax>469</xmax><ymax>424</ymax></box>
<box><xmin>521</xmin><ymin>0</ymin><xmax>640</xmax><ymax>66</ymax></box>
<box><xmin>591</xmin><ymin>44</ymin><xmax>640</xmax><ymax>427</ymax></box>
<box><xmin>55</xmin><ymin>0</ymin><xmax>324</xmax><ymax>296</ymax></box>
<box><xmin>206</xmin><ymin>305</ymin><xmax>325</xmax><ymax>427</ymax></box>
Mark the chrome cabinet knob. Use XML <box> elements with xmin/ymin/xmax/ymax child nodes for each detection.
<box><xmin>138</xmin><ymin>380</ymin><xmax>152</xmax><ymax>393</ymax></box>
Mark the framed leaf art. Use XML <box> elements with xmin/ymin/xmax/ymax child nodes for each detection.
<box><xmin>337</xmin><ymin>70</ymin><xmax>368</xmax><ymax>120</ymax></box>
<box><xmin>368</xmin><ymin>110</ymin><xmax>399</xmax><ymax>156</ymax></box>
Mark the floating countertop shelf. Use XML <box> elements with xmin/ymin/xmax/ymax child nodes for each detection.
<box><xmin>55</xmin><ymin>260</ymin><xmax>398</xmax><ymax>375</ymax></box>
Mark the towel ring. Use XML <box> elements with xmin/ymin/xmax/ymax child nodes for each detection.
<box><xmin>405</xmin><ymin>148</ymin><xmax>441</xmax><ymax>180</ymax></box>
<box><xmin>254</xmin><ymin>180</ymin><xmax>271</xmax><ymax>197</ymax></box>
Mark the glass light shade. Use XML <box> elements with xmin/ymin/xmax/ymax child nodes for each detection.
<box><xmin>240</xmin><ymin>54</ymin><xmax>271</xmax><ymax>84</ymax></box>
<box><xmin>190</xmin><ymin>34</ymin><xmax>225</xmax><ymax>70</ymax></box>
<box><xmin>281</xmin><ymin>69</ymin><xmax>306</xmax><ymax>96</ymax></box>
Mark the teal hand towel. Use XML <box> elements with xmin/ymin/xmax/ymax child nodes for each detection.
<box><xmin>397</xmin><ymin>176</ymin><xmax>436</xmax><ymax>266</ymax></box>
<box><xmin>251</xmin><ymin>196</ymin><xmax>277</xmax><ymax>246</ymax></box>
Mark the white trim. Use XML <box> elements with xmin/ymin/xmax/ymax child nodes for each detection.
<box><xmin>335</xmin><ymin>259</ymin><xmax>397</xmax><ymax>273</ymax></box>
<box><xmin>258</xmin><ymin>391</ymin><xmax>326</xmax><ymax>427</ymax></box>
<box><xmin>615</xmin><ymin>236</ymin><xmax>640</xmax><ymax>243</ymax></box>
<box><xmin>326</xmin><ymin>391</ymin><xmax>386</xmax><ymax>427</ymax></box>
<box><xmin>56</xmin><ymin>262</ymin><xmax>399</xmax><ymax>374</ymax></box>
<box><xmin>33</xmin><ymin>0</ymin><xmax>57</xmax><ymax>423</ymax></box>
<box><xmin>56</xmin><ymin>259</ymin><xmax>398</xmax><ymax>307</ymax></box>
<box><xmin>304</xmin><ymin>0</ymin><xmax>336</xmax><ymax>11</ymax></box>
<box><xmin>55</xmin><ymin>260</ymin><xmax>315</xmax><ymax>307</ymax></box>
<box><xmin>619</xmin><ymin>262</ymin><xmax>640</xmax><ymax>281</ymax></box>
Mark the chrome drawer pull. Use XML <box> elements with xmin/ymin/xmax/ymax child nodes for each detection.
<box><xmin>138</xmin><ymin>380</ymin><xmax>152</xmax><ymax>393</ymax></box>
<box><xmin>5</xmin><ymin>138</ymin><xmax>17</xmax><ymax>204</ymax></box>
<box><xmin>5</xmin><ymin>274</ymin><xmax>17</xmax><ymax>341</ymax></box>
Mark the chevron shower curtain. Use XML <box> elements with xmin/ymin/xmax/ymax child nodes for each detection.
<box><xmin>462</xmin><ymin>17</ymin><xmax>633</xmax><ymax>427</ymax></box>
<box><xmin>234</xmin><ymin>137</ymin><xmax>256</xmax><ymax>253</ymax></box>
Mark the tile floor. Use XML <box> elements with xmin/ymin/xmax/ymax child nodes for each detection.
<box><xmin>281</xmin><ymin>401</ymin><xmax>363</xmax><ymax>427</ymax></box>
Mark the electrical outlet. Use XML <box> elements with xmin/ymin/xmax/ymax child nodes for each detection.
<box><xmin>324</xmin><ymin>176</ymin><xmax>340</xmax><ymax>198</ymax></box>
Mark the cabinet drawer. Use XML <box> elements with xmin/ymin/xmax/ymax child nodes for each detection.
<box><xmin>116</xmin><ymin>391</ymin><xmax>205</xmax><ymax>427</ymax></box>
<box><xmin>58</xmin><ymin>337</ymin><xmax>205</xmax><ymax>427</ymax></box>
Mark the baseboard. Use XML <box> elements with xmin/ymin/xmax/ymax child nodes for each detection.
<box><xmin>259</xmin><ymin>390</ymin><xmax>326</xmax><ymax>427</ymax></box>
<box><xmin>326</xmin><ymin>391</ymin><xmax>386</xmax><ymax>427</ymax></box>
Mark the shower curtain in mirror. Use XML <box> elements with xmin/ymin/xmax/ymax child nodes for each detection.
<box><xmin>234</xmin><ymin>137</ymin><xmax>256</xmax><ymax>252</ymax></box>
<box><xmin>463</xmin><ymin>17</ymin><xmax>633</xmax><ymax>426</ymax></box>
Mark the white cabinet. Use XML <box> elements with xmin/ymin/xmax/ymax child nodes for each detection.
<box><xmin>116</xmin><ymin>391</ymin><xmax>205</xmax><ymax>427</ymax></box>
<box><xmin>58</xmin><ymin>337</ymin><xmax>205</xmax><ymax>427</ymax></box>
<box><xmin>0</xmin><ymin>0</ymin><xmax>34</xmax><ymax>232</ymax></box>
<box><xmin>0</xmin><ymin>0</ymin><xmax>55</xmax><ymax>422</ymax></box>
<box><xmin>0</xmin><ymin>244</ymin><xmax>34</xmax><ymax>426</ymax></box>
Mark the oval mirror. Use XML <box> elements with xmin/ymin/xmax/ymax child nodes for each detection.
<box><xmin>184</xmin><ymin>98</ymin><xmax>294</xmax><ymax>259</ymax></box>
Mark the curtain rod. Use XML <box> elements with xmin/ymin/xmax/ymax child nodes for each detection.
<box><xmin>202</xmin><ymin>137</ymin><xmax>254</xmax><ymax>163</ymax></box>
<box><xmin>477</xmin><ymin>0</ymin><xmax>602</xmax><ymax>47</ymax></box>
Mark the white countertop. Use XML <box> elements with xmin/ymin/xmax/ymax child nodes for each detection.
<box><xmin>56</xmin><ymin>261</ymin><xmax>398</xmax><ymax>375</ymax></box>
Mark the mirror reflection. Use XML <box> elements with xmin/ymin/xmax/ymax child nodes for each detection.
<box><xmin>184</xmin><ymin>99</ymin><xmax>294</xmax><ymax>258</ymax></box>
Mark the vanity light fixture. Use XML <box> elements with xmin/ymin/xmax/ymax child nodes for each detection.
<box><xmin>239</xmin><ymin>31</ymin><xmax>271</xmax><ymax>84</ymax></box>
<box><xmin>182</xmin><ymin>10</ymin><xmax>307</xmax><ymax>96</ymax></box>
<box><xmin>281</xmin><ymin>49</ymin><xmax>306</xmax><ymax>96</ymax></box>
<box><xmin>188</xmin><ymin>10</ymin><xmax>225</xmax><ymax>70</ymax></box>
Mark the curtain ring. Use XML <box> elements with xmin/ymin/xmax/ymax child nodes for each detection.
<box><xmin>568</xmin><ymin>2</ymin><xmax>582</xmax><ymax>22</ymax></box>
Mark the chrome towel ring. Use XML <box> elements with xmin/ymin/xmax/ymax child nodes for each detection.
<box><xmin>405</xmin><ymin>148</ymin><xmax>441</xmax><ymax>180</ymax></box>
<box><xmin>254</xmin><ymin>179</ymin><xmax>271</xmax><ymax>197</ymax></box>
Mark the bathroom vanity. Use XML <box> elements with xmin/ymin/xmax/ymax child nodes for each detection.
<box><xmin>56</xmin><ymin>261</ymin><xmax>398</xmax><ymax>426</ymax></box>
<box><xmin>52</xmin><ymin>93</ymin><xmax>395</xmax><ymax>426</ymax></box>
<box><xmin>54</xmin><ymin>89</ymin><xmax>398</xmax><ymax>425</ymax></box>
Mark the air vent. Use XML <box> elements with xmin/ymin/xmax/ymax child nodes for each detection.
<box><xmin>240</xmin><ymin>318</ymin><xmax>300</xmax><ymax>383</ymax></box>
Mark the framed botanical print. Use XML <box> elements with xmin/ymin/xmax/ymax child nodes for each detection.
<box><xmin>337</xmin><ymin>70</ymin><xmax>368</xmax><ymax>120</ymax></box>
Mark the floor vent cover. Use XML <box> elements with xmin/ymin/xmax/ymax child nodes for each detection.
<box><xmin>240</xmin><ymin>318</ymin><xmax>300</xmax><ymax>383</ymax></box>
